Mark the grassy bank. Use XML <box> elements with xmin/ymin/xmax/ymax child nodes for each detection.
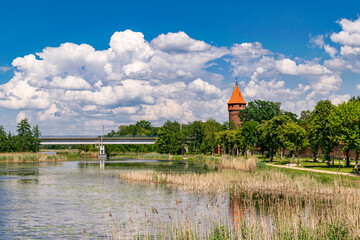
<box><xmin>0</xmin><ymin>152</ymin><xmax>67</xmax><ymax>162</ymax></box>
<box><xmin>113</xmin><ymin>157</ymin><xmax>360</xmax><ymax>239</ymax></box>
<box><xmin>258</xmin><ymin>154</ymin><xmax>358</xmax><ymax>174</ymax></box>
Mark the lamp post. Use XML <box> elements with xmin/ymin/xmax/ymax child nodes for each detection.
<box><xmin>338</xmin><ymin>147</ymin><xmax>341</xmax><ymax>172</ymax></box>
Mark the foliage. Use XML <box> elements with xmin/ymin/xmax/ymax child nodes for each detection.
<box><xmin>329</xmin><ymin>99</ymin><xmax>360</xmax><ymax>166</ymax></box>
<box><xmin>155</xmin><ymin>121</ymin><xmax>184</xmax><ymax>154</ymax></box>
<box><xmin>0</xmin><ymin>119</ymin><xmax>41</xmax><ymax>153</ymax></box>
<box><xmin>237</xmin><ymin>120</ymin><xmax>259</xmax><ymax>155</ymax></box>
<box><xmin>308</xmin><ymin>100</ymin><xmax>337</xmax><ymax>167</ymax></box>
<box><xmin>239</xmin><ymin>100</ymin><xmax>281</xmax><ymax>123</ymax></box>
<box><xmin>258</xmin><ymin>115</ymin><xmax>292</xmax><ymax>161</ymax></box>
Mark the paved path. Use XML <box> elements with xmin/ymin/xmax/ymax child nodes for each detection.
<box><xmin>267</xmin><ymin>164</ymin><xmax>360</xmax><ymax>177</ymax></box>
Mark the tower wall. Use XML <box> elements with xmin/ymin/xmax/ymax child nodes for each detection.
<box><xmin>228</xmin><ymin>103</ymin><xmax>246</xmax><ymax>128</ymax></box>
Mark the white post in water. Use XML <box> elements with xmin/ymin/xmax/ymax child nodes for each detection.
<box><xmin>98</xmin><ymin>125</ymin><xmax>107</xmax><ymax>160</ymax></box>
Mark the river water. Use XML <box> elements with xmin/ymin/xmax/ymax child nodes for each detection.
<box><xmin>0</xmin><ymin>159</ymin><xmax>234</xmax><ymax>239</ymax></box>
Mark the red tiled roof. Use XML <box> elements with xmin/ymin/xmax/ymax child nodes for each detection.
<box><xmin>227</xmin><ymin>84</ymin><xmax>247</xmax><ymax>104</ymax></box>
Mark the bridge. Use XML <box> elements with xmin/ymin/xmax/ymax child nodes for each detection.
<box><xmin>40</xmin><ymin>135</ymin><xmax>157</xmax><ymax>160</ymax></box>
<box><xmin>39</xmin><ymin>135</ymin><xmax>157</xmax><ymax>145</ymax></box>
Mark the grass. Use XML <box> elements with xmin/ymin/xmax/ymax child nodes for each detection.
<box><xmin>100</xmin><ymin>156</ymin><xmax>360</xmax><ymax>239</ymax></box>
<box><xmin>258</xmin><ymin>154</ymin><xmax>359</xmax><ymax>174</ymax></box>
<box><xmin>0</xmin><ymin>152</ymin><xmax>67</xmax><ymax>162</ymax></box>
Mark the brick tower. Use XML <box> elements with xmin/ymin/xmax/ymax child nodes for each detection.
<box><xmin>228</xmin><ymin>81</ymin><xmax>246</xmax><ymax>128</ymax></box>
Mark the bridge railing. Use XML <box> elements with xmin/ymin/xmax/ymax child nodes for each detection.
<box><xmin>40</xmin><ymin>135</ymin><xmax>157</xmax><ymax>139</ymax></box>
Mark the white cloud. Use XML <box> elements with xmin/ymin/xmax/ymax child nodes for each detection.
<box><xmin>50</xmin><ymin>76</ymin><xmax>92</xmax><ymax>90</ymax></box>
<box><xmin>324</xmin><ymin>44</ymin><xmax>337</xmax><ymax>58</ymax></box>
<box><xmin>309</xmin><ymin>34</ymin><xmax>325</xmax><ymax>48</ymax></box>
<box><xmin>16</xmin><ymin>111</ymin><xmax>29</xmax><ymax>123</ymax></box>
<box><xmin>0</xmin><ymin>25</ymin><xmax>358</xmax><ymax>134</ymax></box>
<box><xmin>275</xmin><ymin>59</ymin><xmax>331</xmax><ymax>75</ymax></box>
<box><xmin>0</xmin><ymin>66</ymin><xmax>11</xmax><ymax>72</ymax></box>
<box><xmin>329</xmin><ymin>94</ymin><xmax>351</xmax><ymax>105</ymax></box>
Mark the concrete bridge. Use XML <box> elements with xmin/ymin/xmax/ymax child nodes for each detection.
<box><xmin>40</xmin><ymin>135</ymin><xmax>157</xmax><ymax>160</ymax></box>
<box><xmin>40</xmin><ymin>136</ymin><xmax>157</xmax><ymax>145</ymax></box>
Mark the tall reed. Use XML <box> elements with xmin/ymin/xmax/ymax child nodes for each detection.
<box><xmin>0</xmin><ymin>152</ymin><xmax>67</xmax><ymax>162</ymax></box>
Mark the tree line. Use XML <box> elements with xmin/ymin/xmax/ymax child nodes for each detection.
<box><xmin>108</xmin><ymin>98</ymin><xmax>360</xmax><ymax>168</ymax></box>
<box><xmin>0</xmin><ymin>119</ymin><xmax>41</xmax><ymax>152</ymax></box>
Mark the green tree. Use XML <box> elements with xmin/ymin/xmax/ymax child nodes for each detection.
<box><xmin>259</xmin><ymin>115</ymin><xmax>291</xmax><ymax>162</ymax></box>
<box><xmin>16</xmin><ymin>118</ymin><xmax>33</xmax><ymax>152</ymax></box>
<box><xmin>201</xmin><ymin>119</ymin><xmax>222</xmax><ymax>154</ymax></box>
<box><xmin>0</xmin><ymin>126</ymin><xmax>9</xmax><ymax>152</ymax></box>
<box><xmin>239</xmin><ymin>100</ymin><xmax>281</xmax><ymax>123</ymax></box>
<box><xmin>238</xmin><ymin>121</ymin><xmax>259</xmax><ymax>155</ymax></box>
<box><xmin>155</xmin><ymin>121</ymin><xmax>184</xmax><ymax>154</ymax></box>
<box><xmin>309</xmin><ymin>100</ymin><xmax>336</xmax><ymax>167</ymax></box>
<box><xmin>31</xmin><ymin>125</ymin><xmax>41</xmax><ymax>152</ymax></box>
<box><xmin>329</xmin><ymin>100</ymin><xmax>360</xmax><ymax>167</ymax></box>
<box><xmin>280</xmin><ymin>122</ymin><xmax>307</xmax><ymax>164</ymax></box>
<box><xmin>216</xmin><ymin>130</ymin><xmax>237</xmax><ymax>155</ymax></box>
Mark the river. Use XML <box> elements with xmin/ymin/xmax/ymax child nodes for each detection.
<box><xmin>0</xmin><ymin>159</ymin><xmax>235</xmax><ymax>239</ymax></box>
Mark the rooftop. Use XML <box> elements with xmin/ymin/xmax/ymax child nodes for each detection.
<box><xmin>227</xmin><ymin>83</ymin><xmax>247</xmax><ymax>105</ymax></box>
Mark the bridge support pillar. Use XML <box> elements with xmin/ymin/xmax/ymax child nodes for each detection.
<box><xmin>98</xmin><ymin>145</ymin><xmax>107</xmax><ymax>160</ymax></box>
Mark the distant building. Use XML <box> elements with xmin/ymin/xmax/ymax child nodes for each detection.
<box><xmin>227</xmin><ymin>82</ymin><xmax>246</xmax><ymax>128</ymax></box>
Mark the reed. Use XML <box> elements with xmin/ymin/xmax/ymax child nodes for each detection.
<box><xmin>115</xmin><ymin>157</ymin><xmax>360</xmax><ymax>239</ymax></box>
<box><xmin>99</xmin><ymin>187</ymin><xmax>360</xmax><ymax>239</ymax></box>
<box><xmin>0</xmin><ymin>152</ymin><xmax>67</xmax><ymax>162</ymax></box>
<box><xmin>220</xmin><ymin>156</ymin><xmax>257</xmax><ymax>172</ymax></box>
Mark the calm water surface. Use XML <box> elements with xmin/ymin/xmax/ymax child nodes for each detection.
<box><xmin>0</xmin><ymin>159</ymin><xmax>233</xmax><ymax>239</ymax></box>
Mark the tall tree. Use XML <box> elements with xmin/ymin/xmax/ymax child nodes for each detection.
<box><xmin>155</xmin><ymin>121</ymin><xmax>184</xmax><ymax>154</ymax></box>
<box><xmin>309</xmin><ymin>100</ymin><xmax>336</xmax><ymax>167</ymax></box>
<box><xmin>16</xmin><ymin>118</ymin><xmax>33</xmax><ymax>152</ymax></box>
<box><xmin>280</xmin><ymin>121</ymin><xmax>307</xmax><ymax>164</ymax></box>
<box><xmin>0</xmin><ymin>126</ymin><xmax>9</xmax><ymax>152</ymax></box>
<box><xmin>329</xmin><ymin>100</ymin><xmax>360</xmax><ymax>167</ymax></box>
<box><xmin>239</xmin><ymin>100</ymin><xmax>281</xmax><ymax>123</ymax></box>
<box><xmin>31</xmin><ymin>125</ymin><xmax>41</xmax><ymax>152</ymax></box>
<box><xmin>238</xmin><ymin>121</ymin><xmax>259</xmax><ymax>155</ymax></box>
<box><xmin>201</xmin><ymin>119</ymin><xmax>222</xmax><ymax>154</ymax></box>
<box><xmin>259</xmin><ymin>115</ymin><xmax>291</xmax><ymax>162</ymax></box>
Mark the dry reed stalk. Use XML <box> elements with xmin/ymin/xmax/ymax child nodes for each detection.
<box><xmin>220</xmin><ymin>156</ymin><xmax>257</xmax><ymax>172</ymax></box>
<box><xmin>0</xmin><ymin>152</ymin><xmax>67</xmax><ymax>162</ymax></box>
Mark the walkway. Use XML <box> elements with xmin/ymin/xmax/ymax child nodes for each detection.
<box><xmin>267</xmin><ymin>163</ymin><xmax>360</xmax><ymax>177</ymax></box>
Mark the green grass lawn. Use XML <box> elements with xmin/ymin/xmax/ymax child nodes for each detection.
<box><xmin>256</xmin><ymin>154</ymin><xmax>358</xmax><ymax>174</ymax></box>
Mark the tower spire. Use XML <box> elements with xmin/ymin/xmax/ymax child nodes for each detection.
<box><xmin>236</xmin><ymin>77</ymin><xmax>238</xmax><ymax>85</ymax></box>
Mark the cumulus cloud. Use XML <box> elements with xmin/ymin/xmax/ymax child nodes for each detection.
<box><xmin>0</xmin><ymin>30</ymin><xmax>231</xmax><ymax>134</ymax></box>
<box><xmin>275</xmin><ymin>59</ymin><xmax>331</xmax><ymax>75</ymax></box>
<box><xmin>329</xmin><ymin>94</ymin><xmax>351</xmax><ymax>105</ymax></box>
<box><xmin>0</xmin><ymin>25</ymin><xmax>357</xmax><ymax>134</ymax></box>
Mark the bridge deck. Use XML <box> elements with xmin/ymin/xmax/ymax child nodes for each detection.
<box><xmin>40</xmin><ymin>136</ymin><xmax>157</xmax><ymax>145</ymax></box>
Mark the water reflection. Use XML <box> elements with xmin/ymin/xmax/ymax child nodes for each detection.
<box><xmin>0</xmin><ymin>160</ymin><xmax>222</xmax><ymax>239</ymax></box>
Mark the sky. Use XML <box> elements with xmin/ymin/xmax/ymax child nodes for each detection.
<box><xmin>0</xmin><ymin>0</ymin><xmax>360</xmax><ymax>135</ymax></box>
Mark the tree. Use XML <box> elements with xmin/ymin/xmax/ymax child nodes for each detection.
<box><xmin>329</xmin><ymin>100</ymin><xmax>360</xmax><ymax>167</ymax></box>
<box><xmin>184</xmin><ymin>121</ymin><xmax>204</xmax><ymax>154</ymax></box>
<box><xmin>201</xmin><ymin>119</ymin><xmax>222</xmax><ymax>154</ymax></box>
<box><xmin>282</xmin><ymin>111</ymin><xmax>298</xmax><ymax>122</ymax></box>
<box><xmin>238</xmin><ymin>121</ymin><xmax>259</xmax><ymax>155</ymax></box>
<box><xmin>0</xmin><ymin>126</ymin><xmax>9</xmax><ymax>152</ymax></box>
<box><xmin>259</xmin><ymin>115</ymin><xmax>291</xmax><ymax>162</ymax></box>
<box><xmin>308</xmin><ymin>100</ymin><xmax>336</xmax><ymax>167</ymax></box>
<box><xmin>239</xmin><ymin>100</ymin><xmax>281</xmax><ymax>123</ymax></box>
<box><xmin>31</xmin><ymin>125</ymin><xmax>41</xmax><ymax>152</ymax></box>
<box><xmin>280</xmin><ymin>122</ymin><xmax>307</xmax><ymax>164</ymax></box>
<box><xmin>155</xmin><ymin>121</ymin><xmax>184</xmax><ymax>154</ymax></box>
<box><xmin>16</xmin><ymin>118</ymin><xmax>33</xmax><ymax>152</ymax></box>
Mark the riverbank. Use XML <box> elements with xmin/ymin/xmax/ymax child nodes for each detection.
<box><xmin>114</xmin><ymin>156</ymin><xmax>360</xmax><ymax>239</ymax></box>
<box><xmin>0</xmin><ymin>151</ymin><xmax>100</xmax><ymax>162</ymax></box>
<box><xmin>0</xmin><ymin>152</ymin><xmax>67</xmax><ymax>162</ymax></box>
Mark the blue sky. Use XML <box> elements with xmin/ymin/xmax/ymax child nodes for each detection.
<box><xmin>0</xmin><ymin>0</ymin><xmax>359</xmax><ymax>134</ymax></box>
